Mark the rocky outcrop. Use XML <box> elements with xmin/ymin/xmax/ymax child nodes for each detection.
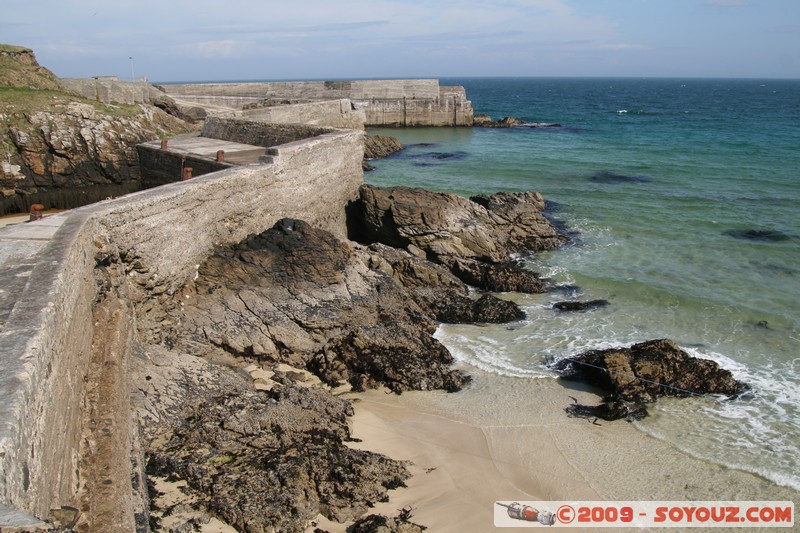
<box><xmin>365</xmin><ymin>135</ymin><xmax>404</xmax><ymax>159</ymax></box>
<box><xmin>133</xmin><ymin>347</ymin><xmax>410</xmax><ymax>533</ymax></box>
<box><xmin>0</xmin><ymin>44</ymin><xmax>195</xmax><ymax>215</ymax></box>
<box><xmin>551</xmin><ymin>339</ymin><xmax>748</xmax><ymax>421</ymax></box>
<box><xmin>152</xmin><ymin>218</ymin><xmax>529</xmax><ymax>395</ymax></box>
<box><xmin>352</xmin><ymin>185</ymin><xmax>566</xmax><ymax>292</ymax></box>
<box><xmin>473</xmin><ymin>114</ymin><xmax>561</xmax><ymax>128</ymax></box>
<box><xmin>131</xmin><ymin>215</ymin><xmax>537</xmax><ymax>529</ymax></box>
<box><xmin>364</xmin><ymin>134</ymin><xmax>404</xmax><ymax>170</ymax></box>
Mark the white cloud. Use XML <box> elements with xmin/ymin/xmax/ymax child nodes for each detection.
<box><xmin>178</xmin><ymin>40</ymin><xmax>250</xmax><ymax>59</ymax></box>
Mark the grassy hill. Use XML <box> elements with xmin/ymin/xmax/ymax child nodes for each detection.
<box><xmin>0</xmin><ymin>44</ymin><xmax>63</xmax><ymax>90</ymax></box>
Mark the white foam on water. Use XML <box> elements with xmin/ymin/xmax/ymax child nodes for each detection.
<box><xmin>436</xmin><ymin>304</ymin><xmax>800</xmax><ymax>492</ymax></box>
<box><xmin>634</xmin><ymin>346</ymin><xmax>800</xmax><ymax>492</ymax></box>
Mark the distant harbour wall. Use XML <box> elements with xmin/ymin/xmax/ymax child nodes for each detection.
<box><xmin>161</xmin><ymin>79</ymin><xmax>473</xmax><ymax>127</ymax></box>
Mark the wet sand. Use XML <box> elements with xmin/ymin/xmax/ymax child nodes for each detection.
<box><xmin>313</xmin><ymin>366</ymin><xmax>799</xmax><ymax>532</ymax></box>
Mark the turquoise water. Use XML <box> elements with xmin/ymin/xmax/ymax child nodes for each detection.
<box><xmin>366</xmin><ymin>78</ymin><xmax>800</xmax><ymax>491</ymax></box>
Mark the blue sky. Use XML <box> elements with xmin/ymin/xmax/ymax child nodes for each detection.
<box><xmin>3</xmin><ymin>0</ymin><xmax>798</xmax><ymax>81</ymax></box>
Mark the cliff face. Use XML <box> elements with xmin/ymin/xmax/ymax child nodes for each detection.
<box><xmin>0</xmin><ymin>44</ymin><xmax>194</xmax><ymax>215</ymax></box>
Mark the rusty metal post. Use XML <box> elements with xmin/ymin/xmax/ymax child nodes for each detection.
<box><xmin>216</xmin><ymin>150</ymin><xmax>225</xmax><ymax>162</ymax></box>
<box><xmin>29</xmin><ymin>203</ymin><xmax>45</xmax><ymax>222</ymax></box>
<box><xmin>182</xmin><ymin>167</ymin><xmax>193</xmax><ymax>181</ymax></box>
<box><xmin>160</xmin><ymin>139</ymin><xmax>168</xmax><ymax>150</ymax></box>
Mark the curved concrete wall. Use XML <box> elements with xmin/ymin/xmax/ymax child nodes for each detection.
<box><xmin>0</xmin><ymin>128</ymin><xmax>364</xmax><ymax>527</ymax></box>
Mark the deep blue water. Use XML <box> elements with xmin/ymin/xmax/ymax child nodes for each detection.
<box><xmin>366</xmin><ymin>77</ymin><xmax>800</xmax><ymax>491</ymax></box>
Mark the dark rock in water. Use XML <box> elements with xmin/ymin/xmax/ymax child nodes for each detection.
<box><xmin>352</xmin><ymin>185</ymin><xmax>565</xmax><ymax>293</ymax></box>
<box><xmin>474</xmin><ymin>115</ymin><xmax>562</xmax><ymax>129</ymax></box>
<box><xmin>448</xmin><ymin>257</ymin><xmax>546</xmax><ymax>293</ymax></box>
<box><xmin>406</xmin><ymin>151</ymin><xmax>469</xmax><ymax>164</ymax></box>
<box><xmin>473</xmin><ymin>115</ymin><xmax>523</xmax><ymax>128</ymax></box>
<box><xmin>548</xmin><ymin>284</ymin><xmax>581</xmax><ymax>296</ymax></box>
<box><xmin>551</xmin><ymin>339</ymin><xmax>748</xmax><ymax>421</ymax></box>
<box><xmin>723</xmin><ymin>229</ymin><xmax>791</xmax><ymax>242</ymax></box>
<box><xmin>590</xmin><ymin>171</ymin><xmax>652</xmax><ymax>184</ymax></box>
<box><xmin>553</xmin><ymin>299</ymin><xmax>609</xmax><ymax>312</ymax></box>
<box><xmin>364</xmin><ymin>135</ymin><xmax>404</xmax><ymax>159</ymax></box>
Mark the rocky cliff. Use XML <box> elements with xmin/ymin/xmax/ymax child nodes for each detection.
<box><xmin>0</xmin><ymin>45</ymin><xmax>194</xmax><ymax>215</ymax></box>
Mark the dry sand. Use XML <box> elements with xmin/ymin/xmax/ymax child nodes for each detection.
<box><xmin>312</xmin><ymin>367</ymin><xmax>799</xmax><ymax>532</ymax></box>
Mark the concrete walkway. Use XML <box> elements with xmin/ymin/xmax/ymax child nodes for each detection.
<box><xmin>140</xmin><ymin>135</ymin><xmax>267</xmax><ymax>165</ymax></box>
<box><xmin>0</xmin><ymin>214</ymin><xmax>68</xmax><ymax>332</ymax></box>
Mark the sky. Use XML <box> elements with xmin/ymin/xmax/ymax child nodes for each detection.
<box><xmin>3</xmin><ymin>0</ymin><xmax>799</xmax><ymax>82</ymax></box>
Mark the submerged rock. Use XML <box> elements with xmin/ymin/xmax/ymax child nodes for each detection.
<box><xmin>553</xmin><ymin>299</ymin><xmax>609</xmax><ymax>312</ymax></box>
<box><xmin>551</xmin><ymin>339</ymin><xmax>748</xmax><ymax>421</ymax></box>
<box><xmin>723</xmin><ymin>229</ymin><xmax>792</xmax><ymax>242</ymax></box>
<box><xmin>590</xmin><ymin>171</ymin><xmax>652</xmax><ymax>184</ymax></box>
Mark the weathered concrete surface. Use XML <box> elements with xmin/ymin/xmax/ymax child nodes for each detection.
<box><xmin>243</xmin><ymin>99</ymin><xmax>366</xmax><ymax>130</ymax></box>
<box><xmin>162</xmin><ymin>79</ymin><xmax>443</xmax><ymax>101</ymax></box>
<box><xmin>199</xmin><ymin>118</ymin><xmax>334</xmax><ymax>149</ymax></box>
<box><xmin>161</xmin><ymin>80</ymin><xmax>473</xmax><ymax>127</ymax></box>
<box><xmin>0</xmin><ymin>212</ymin><xmax>95</xmax><ymax>521</ymax></box>
<box><xmin>0</xmin><ymin>126</ymin><xmax>365</xmax><ymax>528</ymax></box>
<box><xmin>59</xmin><ymin>78</ymin><xmax>163</xmax><ymax>105</ymax></box>
<box><xmin>141</xmin><ymin>135</ymin><xmax>266</xmax><ymax>163</ymax></box>
<box><xmin>111</xmin><ymin>128</ymin><xmax>364</xmax><ymax>296</ymax></box>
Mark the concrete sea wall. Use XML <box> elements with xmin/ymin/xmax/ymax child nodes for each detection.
<box><xmin>0</xmin><ymin>126</ymin><xmax>364</xmax><ymax>528</ymax></box>
<box><xmin>59</xmin><ymin>77</ymin><xmax>162</xmax><ymax>106</ymax></box>
<box><xmin>242</xmin><ymin>99</ymin><xmax>366</xmax><ymax>130</ymax></box>
<box><xmin>162</xmin><ymin>79</ymin><xmax>473</xmax><ymax>127</ymax></box>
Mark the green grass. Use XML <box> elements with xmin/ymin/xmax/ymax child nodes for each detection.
<box><xmin>0</xmin><ymin>44</ymin><xmax>31</xmax><ymax>54</ymax></box>
<box><xmin>0</xmin><ymin>86</ymin><xmax>143</xmax><ymax>119</ymax></box>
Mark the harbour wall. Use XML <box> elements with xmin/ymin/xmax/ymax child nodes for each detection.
<box><xmin>161</xmin><ymin>79</ymin><xmax>473</xmax><ymax>127</ymax></box>
<box><xmin>0</xmin><ymin>126</ymin><xmax>364</xmax><ymax>529</ymax></box>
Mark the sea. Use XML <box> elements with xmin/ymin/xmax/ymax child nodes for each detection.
<box><xmin>365</xmin><ymin>77</ymin><xmax>800</xmax><ymax>493</ymax></box>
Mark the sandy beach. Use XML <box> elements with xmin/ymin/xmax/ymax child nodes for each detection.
<box><xmin>312</xmin><ymin>364</ymin><xmax>799</xmax><ymax>532</ymax></box>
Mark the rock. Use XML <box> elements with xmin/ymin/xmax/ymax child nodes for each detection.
<box><xmin>590</xmin><ymin>171</ymin><xmax>652</xmax><ymax>184</ymax></box>
<box><xmin>350</xmin><ymin>508</ymin><xmax>427</xmax><ymax>533</ymax></box>
<box><xmin>553</xmin><ymin>299</ymin><xmax>609</xmax><ymax>312</ymax></box>
<box><xmin>723</xmin><ymin>229</ymin><xmax>791</xmax><ymax>242</ymax></box>
<box><xmin>0</xmin><ymin>47</ymin><xmax>195</xmax><ymax>215</ymax></box>
<box><xmin>365</xmin><ymin>135</ymin><xmax>404</xmax><ymax>159</ymax></box>
<box><xmin>551</xmin><ymin>339</ymin><xmax>749</xmax><ymax>421</ymax></box>
<box><xmin>138</xmin><ymin>349</ymin><xmax>410</xmax><ymax>533</ymax></box>
<box><xmin>155</xmin><ymin>219</ymin><xmax>532</xmax><ymax>394</ymax></box>
<box><xmin>473</xmin><ymin>115</ymin><xmax>523</xmax><ymax>128</ymax></box>
<box><xmin>447</xmin><ymin>257</ymin><xmax>546</xmax><ymax>293</ymax></box>
<box><xmin>151</xmin><ymin>94</ymin><xmax>206</xmax><ymax>123</ymax></box>
<box><xmin>364</xmin><ymin>135</ymin><xmax>404</xmax><ymax>170</ymax></box>
<box><xmin>352</xmin><ymin>185</ymin><xmax>565</xmax><ymax>292</ymax></box>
